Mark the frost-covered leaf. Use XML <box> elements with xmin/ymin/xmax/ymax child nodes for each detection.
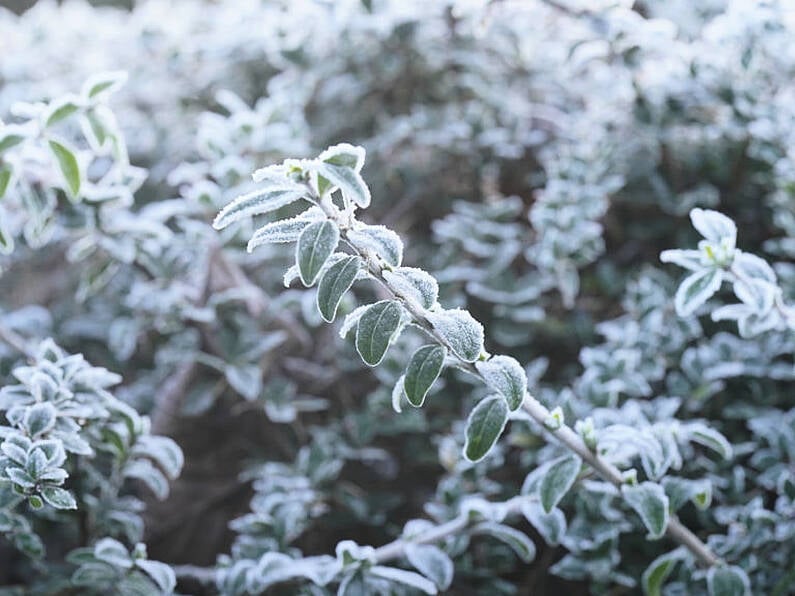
<box><xmin>403</xmin><ymin>344</ymin><xmax>445</xmax><ymax>407</ymax></box>
<box><xmin>0</xmin><ymin>164</ymin><xmax>12</xmax><ymax>199</ymax></box>
<box><xmin>247</xmin><ymin>209</ymin><xmax>322</xmax><ymax>251</ymax></box>
<box><xmin>691</xmin><ymin>208</ymin><xmax>736</xmax><ymax>244</ymax></box>
<box><xmin>213</xmin><ymin>185</ymin><xmax>306</xmax><ymax>229</ymax></box>
<box><xmin>314</xmin><ymin>163</ymin><xmax>370</xmax><ymax>208</ymax></box>
<box><xmin>135</xmin><ymin>559</ymin><xmax>176</xmax><ymax>594</ymax></box>
<box><xmin>476</xmin><ymin>355</ymin><xmax>526</xmax><ymax>410</ymax></box>
<box><xmin>662</xmin><ymin>477</ymin><xmax>712</xmax><ymax>512</ymax></box>
<box><xmin>674</xmin><ymin>268</ymin><xmax>722</xmax><ymax>317</ymax></box>
<box><xmin>405</xmin><ymin>544</ymin><xmax>453</xmax><ymax>591</ymax></box>
<box><xmin>297</xmin><ymin>220</ymin><xmax>340</xmax><ymax>286</ymax></box>
<box><xmin>382</xmin><ymin>267</ymin><xmax>439</xmax><ymax>309</ymax></box>
<box><xmin>72</xmin><ymin>562</ymin><xmax>117</xmax><ymax>585</ymax></box>
<box><xmin>642</xmin><ymin>548</ymin><xmax>686</xmax><ymax>596</ymax></box>
<box><xmin>48</xmin><ymin>139</ymin><xmax>81</xmax><ymax>198</ymax></box>
<box><xmin>134</xmin><ymin>436</ymin><xmax>184</xmax><ymax>480</ymax></box>
<box><xmin>44</xmin><ymin>95</ymin><xmax>82</xmax><ymax>127</ymax></box>
<box><xmin>687</xmin><ymin>424</ymin><xmax>733</xmax><ymax>460</ymax></box>
<box><xmin>520</xmin><ymin>501</ymin><xmax>566</xmax><ymax>546</ymax></box>
<box><xmin>621</xmin><ymin>482</ymin><xmax>669</xmax><ymax>539</ymax></box>
<box><xmin>355</xmin><ymin>300</ymin><xmax>402</xmax><ymax>366</ymax></box>
<box><xmin>0</xmin><ymin>127</ymin><xmax>26</xmax><ymax>154</ymax></box>
<box><xmin>347</xmin><ymin>225</ymin><xmax>403</xmax><ymax>267</ymax></box>
<box><xmin>660</xmin><ymin>249</ymin><xmax>703</xmax><ymax>272</ymax></box>
<box><xmin>94</xmin><ymin>538</ymin><xmax>133</xmax><ymax>569</ymax></box>
<box><xmin>40</xmin><ymin>487</ymin><xmax>77</xmax><ymax>510</ymax></box>
<box><xmin>472</xmin><ymin>522</ymin><xmax>536</xmax><ymax>562</ymax></box>
<box><xmin>225</xmin><ymin>364</ymin><xmax>262</xmax><ymax>401</ymax></box>
<box><xmin>539</xmin><ymin>454</ymin><xmax>581</xmax><ymax>513</ymax></box>
<box><xmin>317</xmin><ymin>256</ymin><xmax>360</xmax><ymax>322</ymax></box>
<box><xmin>124</xmin><ymin>459</ymin><xmax>170</xmax><ymax>500</ymax></box>
<box><xmin>392</xmin><ymin>375</ymin><xmax>406</xmax><ymax>413</ymax></box>
<box><xmin>733</xmin><ymin>251</ymin><xmax>775</xmax><ymax>282</ymax></box>
<box><xmin>318</xmin><ymin>143</ymin><xmax>365</xmax><ymax>171</ymax></box>
<box><xmin>23</xmin><ymin>403</ymin><xmax>57</xmax><ymax>437</ymax></box>
<box><xmin>82</xmin><ymin>70</ymin><xmax>128</xmax><ymax>101</ymax></box>
<box><xmin>426</xmin><ymin>309</ymin><xmax>484</xmax><ymax>363</ymax></box>
<box><xmin>707</xmin><ymin>566</ymin><xmax>750</xmax><ymax>596</ymax></box>
<box><xmin>314</xmin><ymin>144</ymin><xmax>368</xmax><ymax>204</ymax></box>
<box><xmin>464</xmin><ymin>395</ymin><xmax>508</xmax><ymax>462</ymax></box>
<box><xmin>0</xmin><ymin>221</ymin><xmax>14</xmax><ymax>255</ymax></box>
<box><xmin>369</xmin><ymin>566</ymin><xmax>437</xmax><ymax>595</ymax></box>
<box><xmin>339</xmin><ymin>304</ymin><xmax>370</xmax><ymax>339</ymax></box>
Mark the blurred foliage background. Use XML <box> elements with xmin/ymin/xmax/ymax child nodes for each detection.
<box><xmin>1</xmin><ymin>0</ymin><xmax>794</xmax><ymax>594</ymax></box>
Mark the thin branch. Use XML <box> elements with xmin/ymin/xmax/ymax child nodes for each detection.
<box><xmin>373</xmin><ymin>496</ymin><xmax>526</xmax><ymax>564</ymax></box>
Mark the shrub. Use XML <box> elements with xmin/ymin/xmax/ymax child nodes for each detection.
<box><xmin>1</xmin><ymin>1</ymin><xmax>794</xmax><ymax>595</ymax></box>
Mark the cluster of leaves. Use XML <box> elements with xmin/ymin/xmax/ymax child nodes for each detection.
<box><xmin>0</xmin><ymin>340</ymin><xmax>180</xmax><ymax>594</ymax></box>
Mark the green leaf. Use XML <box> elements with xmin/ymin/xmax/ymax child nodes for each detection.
<box><xmin>123</xmin><ymin>459</ymin><xmax>170</xmax><ymax>500</ymax></box>
<box><xmin>314</xmin><ymin>161</ymin><xmax>371</xmax><ymax>208</ymax></box>
<box><xmin>674</xmin><ymin>267</ymin><xmax>722</xmax><ymax>317</ymax></box>
<box><xmin>355</xmin><ymin>300</ymin><xmax>402</xmax><ymax>366</ymax></box>
<box><xmin>317</xmin><ymin>255</ymin><xmax>361</xmax><ymax>322</ymax></box>
<box><xmin>382</xmin><ymin>267</ymin><xmax>439</xmax><ymax>309</ymax></box>
<box><xmin>662</xmin><ymin>477</ymin><xmax>712</xmax><ymax>512</ymax></box>
<box><xmin>688</xmin><ymin>425</ymin><xmax>733</xmax><ymax>460</ymax></box>
<box><xmin>48</xmin><ymin>139</ymin><xmax>81</xmax><ymax>198</ymax></box>
<box><xmin>426</xmin><ymin>308</ymin><xmax>484</xmax><ymax>363</ymax></box>
<box><xmin>0</xmin><ymin>220</ymin><xmax>14</xmax><ymax>255</ymax></box>
<box><xmin>347</xmin><ymin>224</ymin><xmax>403</xmax><ymax>267</ymax></box>
<box><xmin>404</xmin><ymin>544</ymin><xmax>453</xmax><ymax>591</ymax></box>
<box><xmin>225</xmin><ymin>363</ymin><xmax>262</xmax><ymax>401</ymax></box>
<box><xmin>134</xmin><ymin>436</ymin><xmax>184</xmax><ymax>480</ymax></box>
<box><xmin>40</xmin><ymin>486</ymin><xmax>77</xmax><ymax>510</ymax></box>
<box><xmin>539</xmin><ymin>454</ymin><xmax>581</xmax><ymax>513</ymax></box>
<box><xmin>520</xmin><ymin>501</ymin><xmax>566</xmax><ymax>546</ymax></box>
<box><xmin>44</xmin><ymin>95</ymin><xmax>82</xmax><ymax>127</ymax></box>
<box><xmin>23</xmin><ymin>403</ymin><xmax>57</xmax><ymax>437</ymax></box>
<box><xmin>94</xmin><ymin>538</ymin><xmax>133</xmax><ymax>569</ymax></box>
<box><xmin>314</xmin><ymin>144</ymin><xmax>365</xmax><ymax>198</ymax></box>
<box><xmin>464</xmin><ymin>395</ymin><xmax>508</xmax><ymax>462</ymax></box>
<box><xmin>82</xmin><ymin>70</ymin><xmax>128</xmax><ymax>100</ymax></box>
<box><xmin>622</xmin><ymin>481</ymin><xmax>669</xmax><ymax>539</ymax></box>
<box><xmin>72</xmin><ymin>562</ymin><xmax>117</xmax><ymax>586</ymax></box>
<box><xmin>642</xmin><ymin>548</ymin><xmax>686</xmax><ymax>596</ymax></box>
<box><xmin>0</xmin><ymin>128</ymin><xmax>25</xmax><ymax>154</ymax></box>
<box><xmin>369</xmin><ymin>566</ymin><xmax>437</xmax><ymax>595</ymax></box>
<box><xmin>707</xmin><ymin>566</ymin><xmax>750</xmax><ymax>596</ymax></box>
<box><xmin>247</xmin><ymin>209</ymin><xmax>321</xmax><ymax>252</ymax></box>
<box><xmin>472</xmin><ymin>522</ymin><xmax>536</xmax><ymax>562</ymax></box>
<box><xmin>403</xmin><ymin>345</ymin><xmax>446</xmax><ymax>407</ymax></box>
<box><xmin>475</xmin><ymin>355</ymin><xmax>527</xmax><ymax>410</ymax></box>
<box><xmin>296</xmin><ymin>220</ymin><xmax>340</xmax><ymax>286</ymax></box>
<box><xmin>135</xmin><ymin>559</ymin><xmax>176</xmax><ymax>594</ymax></box>
<box><xmin>213</xmin><ymin>184</ymin><xmax>306</xmax><ymax>230</ymax></box>
<box><xmin>0</xmin><ymin>164</ymin><xmax>12</xmax><ymax>199</ymax></box>
<box><xmin>318</xmin><ymin>143</ymin><xmax>365</xmax><ymax>170</ymax></box>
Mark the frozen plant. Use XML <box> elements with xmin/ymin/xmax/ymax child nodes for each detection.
<box><xmin>212</xmin><ymin>144</ymin><xmax>748</xmax><ymax>595</ymax></box>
